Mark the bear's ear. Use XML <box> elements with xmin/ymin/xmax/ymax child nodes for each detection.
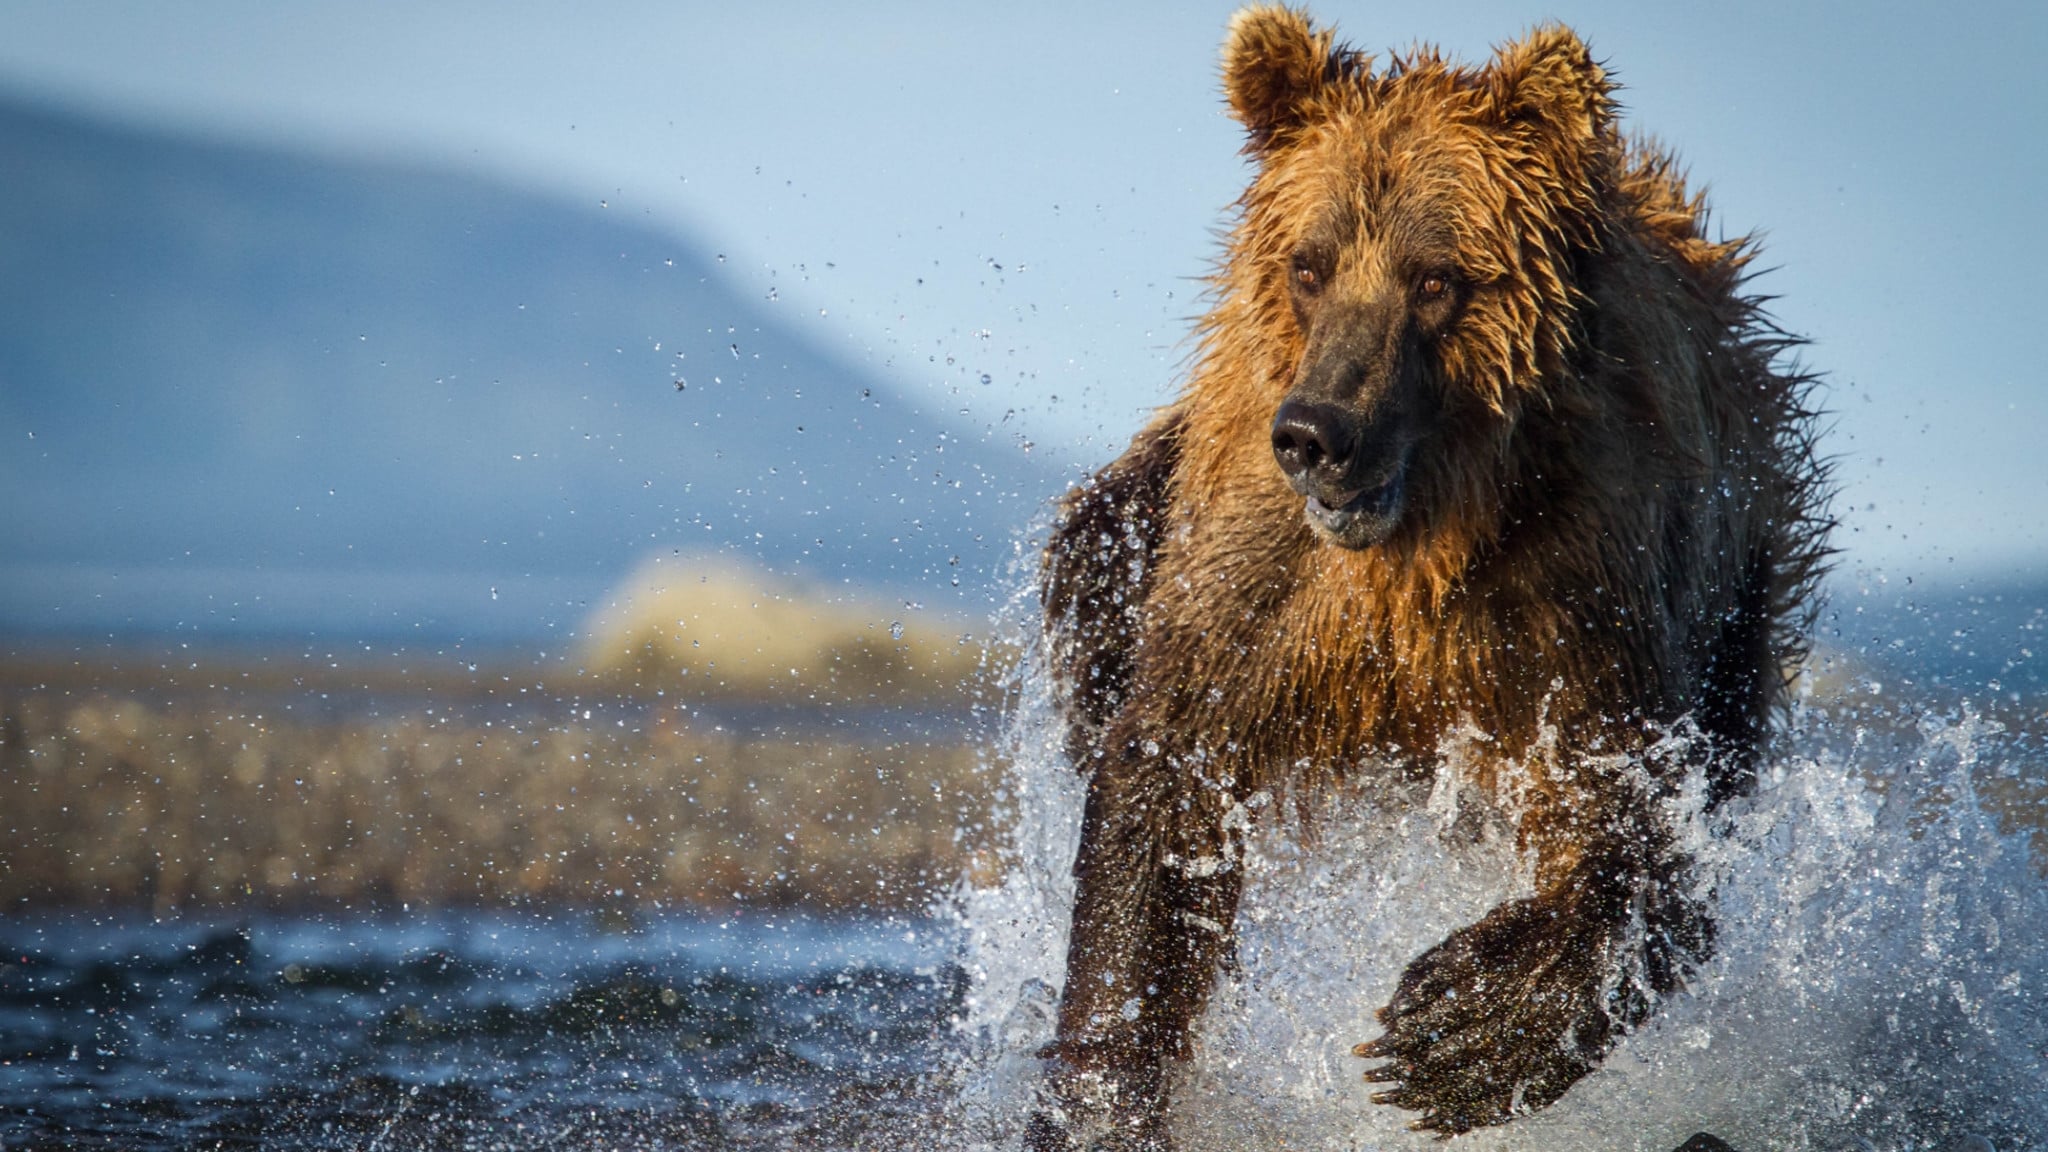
<box><xmin>1482</xmin><ymin>25</ymin><xmax>1612</xmax><ymax>152</ymax></box>
<box><xmin>1223</xmin><ymin>6</ymin><xmax>1352</xmax><ymax>153</ymax></box>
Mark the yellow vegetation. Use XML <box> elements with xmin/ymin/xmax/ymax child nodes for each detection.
<box><xmin>579</xmin><ymin>555</ymin><xmax>999</xmax><ymax>703</ymax></box>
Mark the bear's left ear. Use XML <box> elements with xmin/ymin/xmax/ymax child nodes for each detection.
<box><xmin>1223</xmin><ymin>6</ymin><xmax>1356</xmax><ymax>154</ymax></box>
<box><xmin>1482</xmin><ymin>25</ymin><xmax>1612</xmax><ymax>153</ymax></box>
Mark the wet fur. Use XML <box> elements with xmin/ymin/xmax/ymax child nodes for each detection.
<box><xmin>1031</xmin><ymin>7</ymin><xmax>1830</xmax><ymax>1144</ymax></box>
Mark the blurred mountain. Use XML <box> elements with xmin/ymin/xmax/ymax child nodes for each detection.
<box><xmin>0</xmin><ymin>94</ymin><xmax>1064</xmax><ymax>643</ymax></box>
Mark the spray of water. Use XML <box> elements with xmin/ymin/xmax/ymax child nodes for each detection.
<box><xmin>947</xmin><ymin>621</ymin><xmax>2048</xmax><ymax>1151</ymax></box>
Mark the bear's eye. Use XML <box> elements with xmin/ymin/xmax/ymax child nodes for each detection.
<box><xmin>1293</xmin><ymin>262</ymin><xmax>1320</xmax><ymax>291</ymax></box>
<box><xmin>1418</xmin><ymin>273</ymin><xmax>1452</xmax><ymax>301</ymax></box>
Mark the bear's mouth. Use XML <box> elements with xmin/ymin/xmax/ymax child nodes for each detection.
<box><xmin>1302</xmin><ymin>469</ymin><xmax>1407</xmax><ymax>549</ymax></box>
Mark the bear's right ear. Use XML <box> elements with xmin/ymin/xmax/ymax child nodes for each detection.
<box><xmin>1223</xmin><ymin>6</ymin><xmax>1351</xmax><ymax>154</ymax></box>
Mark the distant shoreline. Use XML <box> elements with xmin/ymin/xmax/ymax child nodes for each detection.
<box><xmin>0</xmin><ymin>651</ymin><xmax>1003</xmax><ymax>916</ymax></box>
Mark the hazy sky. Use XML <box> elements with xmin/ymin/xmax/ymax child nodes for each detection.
<box><xmin>4</xmin><ymin>1</ymin><xmax>2043</xmax><ymax>585</ymax></box>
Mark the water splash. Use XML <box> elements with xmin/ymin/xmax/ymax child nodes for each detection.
<box><xmin>950</xmin><ymin>638</ymin><xmax>2048</xmax><ymax>1150</ymax></box>
<box><xmin>950</xmin><ymin>623</ymin><xmax>1085</xmax><ymax>1146</ymax></box>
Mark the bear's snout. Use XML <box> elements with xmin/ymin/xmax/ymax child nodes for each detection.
<box><xmin>1272</xmin><ymin>398</ymin><xmax>1409</xmax><ymax>548</ymax></box>
<box><xmin>1271</xmin><ymin>398</ymin><xmax>1359</xmax><ymax>490</ymax></box>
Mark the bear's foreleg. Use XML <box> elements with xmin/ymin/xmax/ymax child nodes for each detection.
<box><xmin>1029</xmin><ymin>743</ymin><xmax>1245</xmax><ymax>1152</ymax></box>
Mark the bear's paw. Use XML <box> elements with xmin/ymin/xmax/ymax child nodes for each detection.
<box><xmin>1354</xmin><ymin>876</ymin><xmax>1705</xmax><ymax>1134</ymax></box>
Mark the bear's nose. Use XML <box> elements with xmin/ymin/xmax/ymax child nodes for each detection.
<box><xmin>1271</xmin><ymin>399</ymin><xmax>1357</xmax><ymax>491</ymax></box>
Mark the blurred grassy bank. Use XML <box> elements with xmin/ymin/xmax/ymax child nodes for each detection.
<box><xmin>0</xmin><ymin>558</ymin><xmax>1020</xmax><ymax>914</ymax></box>
<box><xmin>9</xmin><ymin>630</ymin><xmax>2041</xmax><ymax>918</ymax></box>
<box><xmin>0</xmin><ymin>676</ymin><xmax>1000</xmax><ymax>915</ymax></box>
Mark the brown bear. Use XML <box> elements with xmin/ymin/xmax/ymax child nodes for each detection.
<box><xmin>1027</xmin><ymin>6</ymin><xmax>1830</xmax><ymax>1147</ymax></box>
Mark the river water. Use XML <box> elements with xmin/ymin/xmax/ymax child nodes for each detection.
<box><xmin>5</xmin><ymin>681</ymin><xmax>2046</xmax><ymax>1150</ymax></box>
<box><xmin>0</xmin><ymin>909</ymin><xmax>959</xmax><ymax>1150</ymax></box>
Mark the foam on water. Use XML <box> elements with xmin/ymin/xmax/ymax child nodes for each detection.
<box><xmin>948</xmin><ymin>642</ymin><xmax>2048</xmax><ymax>1151</ymax></box>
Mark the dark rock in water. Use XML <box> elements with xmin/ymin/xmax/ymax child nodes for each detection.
<box><xmin>1674</xmin><ymin>1136</ymin><xmax>1736</xmax><ymax>1152</ymax></box>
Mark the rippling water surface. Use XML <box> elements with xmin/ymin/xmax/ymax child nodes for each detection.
<box><xmin>0</xmin><ymin>909</ymin><xmax>959</xmax><ymax>1150</ymax></box>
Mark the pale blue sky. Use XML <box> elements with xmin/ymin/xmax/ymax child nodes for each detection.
<box><xmin>4</xmin><ymin>1</ymin><xmax>2043</xmax><ymax>585</ymax></box>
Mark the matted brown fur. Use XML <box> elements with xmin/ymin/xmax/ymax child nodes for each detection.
<box><xmin>1029</xmin><ymin>7</ymin><xmax>1830</xmax><ymax>1147</ymax></box>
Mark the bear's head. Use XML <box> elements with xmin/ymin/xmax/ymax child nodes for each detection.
<box><xmin>1217</xmin><ymin>6</ymin><xmax>1616</xmax><ymax>552</ymax></box>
